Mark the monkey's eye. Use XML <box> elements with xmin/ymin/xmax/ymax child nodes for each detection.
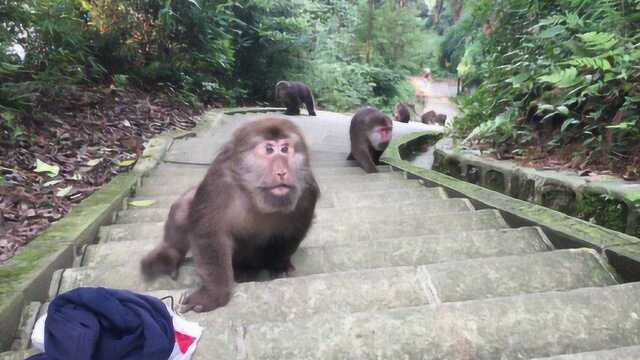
<box><xmin>265</xmin><ymin>144</ymin><xmax>275</xmax><ymax>154</ymax></box>
<box><xmin>280</xmin><ymin>144</ymin><xmax>289</xmax><ymax>153</ymax></box>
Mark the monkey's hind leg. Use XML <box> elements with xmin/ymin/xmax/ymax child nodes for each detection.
<box><xmin>305</xmin><ymin>97</ymin><xmax>316</xmax><ymax>116</ymax></box>
<box><xmin>140</xmin><ymin>244</ymin><xmax>185</xmax><ymax>280</ymax></box>
<box><xmin>284</xmin><ymin>96</ymin><xmax>301</xmax><ymax>115</ymax></box>
<box><xmin>140</xmin><ymin>193</ymin><xmax>192</xmax><ymax>280</ymax></box>
<box><xmin>284</xmin><ymin>104</ymin><xmax>301</xmax><ymax>115</ymax></box>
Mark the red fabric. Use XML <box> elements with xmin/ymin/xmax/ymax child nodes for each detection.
<box><xmin>174</xmin><ymin>331</ymin><xmax>195</xmax><ymax>353</ymax></box>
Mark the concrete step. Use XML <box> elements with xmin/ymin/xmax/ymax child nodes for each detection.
<box><xmin>307</xmin><ymin>150</ymin><xmax>351</xmax><ymax>161</ymax></box>
<box><xmin>303</xmin><ymin>159</ymin><xmax>361</xmax><ymax>167</ymax></box>
<box><xmin>125</xmin><ymin>187</ymin><xmax>448</xmax><ymax>209</ymax></box>
<box><xmin>136</xmin><ymin>175</ymin><xmax>424</xmax><ymax>196</ymax></box>
<box><xmin>137</xmin><ymin>171</ymin><xmax>406</xmax><ymax>192</ymax></box>
<box><xmin>0</xmin><ymin>350</ymin><xmax>38</xmax><ymax>360</ymax></box>
<box><xmin>115</xmin><ymin>198</ymin><xmax>473</xmax><ymax>224</ymax></box>
<box><xmin>191</xmin><ymin>282</ymin><xmax>640</xmax><ymax>359</ymax></box>
<box><xmin>5</xmin><ymin>302</ymin><xmax>43</xmax><ymax>351</ymax></box>
<box><xmin>143</xmin><ymin>250</ymin><xmax>613</xmax><ymax>328</ymax></box>
<box><xmin>531</xmin><ymin>346</ymin><xmax>640</xmax><ymax>359</ymax></box>
<box><xmin>163</xmin><ymin>158</ymin><xmax>362</xmax><ymax>169</ymax></box>
<box><xmin>50</xmin><ymin>249</ymin><xmax>616</xmax><ymax>303</ymax></box>
<box><xmin>80</xmin><ymin>227</ymin><xmax>552</xmax><ymax>271</ymax></box>
<box><xmin>148</xmin><ymin>163</ymin><xmax>392</xmax><ymax>177</ymax></box>
<box><xmin>98</xmin><ymin>209</ymin><xmax>509</xmax><ymax>244</ymax></box>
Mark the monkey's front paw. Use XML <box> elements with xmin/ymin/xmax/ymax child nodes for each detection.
<box><xmin>179</xmin><ymin>287</ymin><xmax>231</xmax><ymax>313</ymax></box>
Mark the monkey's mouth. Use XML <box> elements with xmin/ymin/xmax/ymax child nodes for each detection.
<box><xmin>267</xmin><ymin>185</ymin><xmax>292</xmax><ymax>196</ymax></box>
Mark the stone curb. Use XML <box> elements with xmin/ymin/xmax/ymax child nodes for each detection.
<box><xmin>432</xmin><ymin>138</ymin><xmax>640</xmax><ymax>237</ymax></box>
<box><xmin>0</xmin><ymin>110</ymin><xmax>225</xmax><ymax>350</ymax></box>
<box><xmin>381</xmin><ymin>132</ymin><xmax>640</xmax><ymax>282</ymax></box>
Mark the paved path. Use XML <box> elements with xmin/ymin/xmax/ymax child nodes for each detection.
<box><xmin>3</xmin><ymin>110</ymin><xmax>640</xmax><ymax>360</ymax></box>
<box><xmin>409</xmin><ymin>76</ymin><xmax>459</xmax><ymax>125</ymax></box>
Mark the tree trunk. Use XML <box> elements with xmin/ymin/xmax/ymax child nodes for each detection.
<box><xmin>451</xmin><ymin>0</ymin><xmax>463</xmax><ymax>22</ymax></box>
<box><xmin>366</xmin><ymin>0</ymin><xmax>374</xmax><ymax>64</ymax></box>
<box><xmin>433</xmin><ymin>0</ymin><xmax>444</xmax><ymax>25</ymax></box>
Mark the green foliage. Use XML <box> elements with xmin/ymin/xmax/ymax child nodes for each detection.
<box><xmin>353</xmin><ymin>2</ymin><xmax>428</xmax><ymax>73</ymax></box>
<box><xmin>439</xmin><ymin>14</ymin><xmax>475</xmax><ymax>74</ymax></box>
<box><xmin>577</xmin><ymin>193</ymin><xmax>628</xmax><ymax>232</ymax></box>
<box><xmin>232</xmin><ymin>0</ymin><xmax>316</xmax><ymax>101</ymax></box>
<box><xmin>1</xmin><ymin>0</ymin><xmax>437</xmax><ymax>143</ymax></box>
<box><xmin>450</xmin><ymin>0</ymin><xmax>640</xmax><ymax>169</ymax></box>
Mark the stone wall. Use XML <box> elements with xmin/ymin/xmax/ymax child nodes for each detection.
<box><xmin>432</xmin><ymin>138</ymin><xmax>640</xmax><ymax>237</ymax></box>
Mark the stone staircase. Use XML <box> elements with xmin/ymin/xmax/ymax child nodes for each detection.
<box><xmin>3</xmin><ymin>111</ymin><xmax>640</xmax><ymax>359</ymax></box>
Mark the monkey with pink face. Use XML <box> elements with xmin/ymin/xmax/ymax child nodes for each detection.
<box><xmin>141</xmin><ymin>118</ymin><xmax>319</xmax><ymax>313</ymax></box>
<box><xmin>348</xmin><ymin>107</ymin><xmax>393</xmax><ymax>173</ymax></box>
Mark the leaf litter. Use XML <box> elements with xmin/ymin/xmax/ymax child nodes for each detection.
<box><xmin>0</xmin><ymin>86</ymin><xmax>203</xmax><ymax>262</ymax></box>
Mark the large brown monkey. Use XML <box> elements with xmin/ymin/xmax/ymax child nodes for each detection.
<box><xmin>275</xmin><ymin>81</ymin><xmax>317</xmax><ymax>116</ymax></box>
<box><xmin>141</xmin><ymin>118</ymin><xmax>320</xmax><ymax>313</ymax></box>
<box><xmin>393</xmin><ymin>102</ymin><xmax>412</xmax><ymax>123</ymax></box>
<box><xmin>347</xmin><ymin>107</ymin><xmax>393</xmax><ymax>173</ymax></box>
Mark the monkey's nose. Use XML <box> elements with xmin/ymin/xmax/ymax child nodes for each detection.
<box><xmin>276</xmin><ymin>169</ymin><xmax>288</xmax><ymax>180</ymax></box>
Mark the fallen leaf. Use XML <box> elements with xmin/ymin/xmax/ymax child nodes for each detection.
<box><xmin>128</xmin><ymin>200</ymin><xmax>156</xmax><ymax>207</ymax></box>
<box><xmin>43</xmin><ymin>180</ymin><xmax>63</xmax><ymax>187</ymax></box>
<box><xmin>56</xmin><ymin>186</ymin><xmax>73</xmax><ymax>197</ymax></box>
<box><xmin>86</xmin><ymin>158</ymin><xmax>103</xmax><ymax>167</ymax></box>
<box><xmin>34</xmin><ymin>159</ymin><xmax>60</xmax><ymax>177</ymax></box>
<box><xmin>118</xmin><ymin>159</ymin><xmax>136</xmax><ymax>167</ymax></box>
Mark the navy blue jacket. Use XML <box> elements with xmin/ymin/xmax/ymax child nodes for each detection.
<box><xmin>28</xmin><ymin>287</ymin><xmax>174</xmax><ymax>360</ymax></box>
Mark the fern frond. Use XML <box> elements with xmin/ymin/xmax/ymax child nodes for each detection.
<box><xmin>565</xmin><ymin>57</ymin><xmax>612</xmax><ymax>71</ymax></box>
<box><xmin>577</xmin><ymin>32</ymin><xmax>617</xmax><ymax>51</ymax></box>
<box><xmin>538</xmin><ymin>67</ymin><xmax>581</xmax><ymax>88</ymax></box>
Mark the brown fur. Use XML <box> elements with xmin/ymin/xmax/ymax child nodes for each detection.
<box><xmin>394</xmin><ymin>103</ymin><xmax>411</xmax><ymax>123</ymax></box>
<box><xmin>347</xmin><ymin>107</ymin><xmax>393</xmax><ymax>173</ymax></box>
<box><xmin>275</xmin><ymin>81</ymin><xmax>317</xmax><ymax>116</ymax></box>
<box><xmin>421</xmin><ymin>110</ymin><xmax>446</xmax><ymax>126</ymax></box>
<box><xmin>141</xmin><ymin>118</ymin><xmax>320</xmax><ymax>312</ymax></box>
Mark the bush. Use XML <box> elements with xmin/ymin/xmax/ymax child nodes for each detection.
<box><xmin>451</xmin><ymin>0</ymin><xmax>640</xmax><ymax>172</ymax></box>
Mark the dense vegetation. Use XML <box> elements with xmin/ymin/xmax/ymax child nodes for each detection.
<box><xmin>445</xmin><ymin>0</ymin><xmax>640</xmax><ymax>177</ymax></box>
<box><xmin>0</xmin><ymin>0</ymin><xmax>447</xmax><ymax>145</ymax></box>
<box><xmin>0</xmin><ymin>1</ymin><xmax>447</xmax><ymax>259</ymax></box>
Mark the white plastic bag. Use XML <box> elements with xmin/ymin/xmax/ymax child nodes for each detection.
<box><xmin>167</xmin><ymin>308</ymin><xmax>204</xmax><ymax>360</ymax></box>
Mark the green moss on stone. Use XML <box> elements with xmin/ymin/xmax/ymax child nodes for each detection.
<box><xmin>577</xmin><ymin>193</ymin><xmax>628</xmax><ymax>233</ymax></box>
<box><xmin>485</xmin><ymin>170</ymin><xmax>506</xmax><ymax>193</ymax></box>
<box><xmin>541</xmin><ymin>185</ymin><xmax>577</xmax><ymax>215</ymax></box>
<box><xmin>465</xmin><ymin>165</ymin><xmax>481</xmax><ymax>184</ymax></box>
<box><xmin>382</xmin><ymin>143</ymin><xmax>640</xmax><ymax>250</ymax></box>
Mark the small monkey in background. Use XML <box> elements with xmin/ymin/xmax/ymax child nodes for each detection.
<box><xmin>275</xmin><ymin>81</ymin><xmax>317</xmax><ymax>116</ymax></box>
<box><xmin>347</xmin><ymin>107</ymin><xmax>393</xmax><ymax>173</ymax></box>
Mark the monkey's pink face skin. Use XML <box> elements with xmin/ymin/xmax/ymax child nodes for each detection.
<box><xmin>369</xmin><ymin>123</ymin><xmax>393</xmax><ymax>151</ymax></box>
<box><xmin>238</xmin><ymin>137</ymin><xmax>307</xmax><ymax>213</ymax></box>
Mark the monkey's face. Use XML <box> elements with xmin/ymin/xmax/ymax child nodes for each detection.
<box><xmin>275</xmin><ymin>81</ymin><xmax>290</xmax><ymax>100</ymax></box>
<box><xmin>369</xmin><ymin>119</ymin><xmax>393</xmax><ymax>151</ymax></box>
<box><xmin>237</xmin><ymin>136</ymin><xmax>307</xmax><ymax>213</ymax></box>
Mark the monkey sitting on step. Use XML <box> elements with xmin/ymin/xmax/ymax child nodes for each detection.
<box><xmin>141</xmin><ymin>118</ymin><xmax>320</xmax><ymax>313</ymax></box>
